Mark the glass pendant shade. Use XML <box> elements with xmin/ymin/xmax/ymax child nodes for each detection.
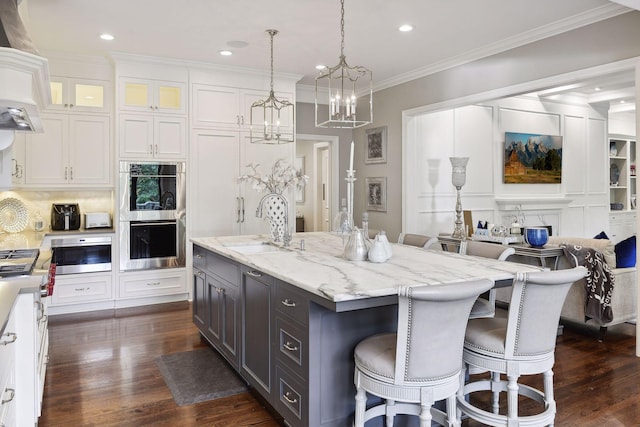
<box><xmin>315</xmin><ymin>0</ymin><xmax>372</xmax><ymax>129</ymax></box>
<box><xmin>250</xmin><ymin>29</ymin><xmax>295</xmax><ymax>144</ymax></box>
<box><xmin>450</xmin><ymin>157</ymin><xmax>469</xmax><ymax>188</ymax></box>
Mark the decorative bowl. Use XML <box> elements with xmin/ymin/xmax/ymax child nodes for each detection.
<box><xmin>524</xmin><ymin>227</ymin><xmax>549</xmax><ymax>248</ymax></box>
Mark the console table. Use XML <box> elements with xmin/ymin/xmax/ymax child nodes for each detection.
<box><xmin>438</xmin><ymin>235</ymin><xmax>564</xmax><ymax>269</ymax></box>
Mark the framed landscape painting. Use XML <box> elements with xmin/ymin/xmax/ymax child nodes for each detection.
<box><xmin>503</xmin><ymin>132</ymin><xmax>562</xmax><ymax>184</ymax></box>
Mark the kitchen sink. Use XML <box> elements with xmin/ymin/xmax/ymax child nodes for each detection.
<box><xmin>223</xmin><ymin>242</ymin><xmax>285</xmax><ymax>255</ymax></box>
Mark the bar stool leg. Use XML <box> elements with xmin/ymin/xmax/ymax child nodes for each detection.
<box><xmin>354</xmin><ymin>384</ymin><xmax>367</xmax><ymax>427</ymax></box>
<box><xmin>507</xmin><ymin>375</ymin><xmax>519</xmax><ymax>426</ymax></box>
<box><xmin>491</xmin><ymin>371</ymin><xmax>501</xmax><ymax>413</ymax></box>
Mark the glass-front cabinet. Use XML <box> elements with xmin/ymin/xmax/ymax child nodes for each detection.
<box><xmin>48</xmin><ymin>76</ymin><xmax>110</xmax><ymax>113</ymax></box>
<box><xmin>119</xmin><ymin>78</ymin><xmax>186</xmax><ymax>114</ymax></box>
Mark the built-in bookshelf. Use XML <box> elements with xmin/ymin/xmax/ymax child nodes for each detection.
<box><xmin>609</xmin><ymin>135</ymin><xmax>636</xmax><ymax>211</ymax></box>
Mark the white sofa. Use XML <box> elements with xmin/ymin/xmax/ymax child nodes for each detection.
<box><xmin>497</xmin><ymin>236</ymin><xmax>636</xmax><ymax>340</ymax></box>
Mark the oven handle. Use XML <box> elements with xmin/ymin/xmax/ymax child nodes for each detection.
<box><xmin>51</xmin><ymin>237</ymin><xmax>112</xmax><ymax>247</ymax></box>
<box><xmin>129</xmin><ymin>221</ymin><xmax>176</xmax><ymax>227</ymax></box>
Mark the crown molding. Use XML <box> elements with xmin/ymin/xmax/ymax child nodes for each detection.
<box><xmin>374</xmin><ymin>3</ymin><xmax>632</xmax><ymax>92</ymax></box>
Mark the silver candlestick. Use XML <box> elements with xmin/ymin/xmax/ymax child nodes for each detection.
<box><xmin>450</xmin><ymin>157</ymin><xmax>469</xmax><ymax>239</ymax></box>
<box><xmin>346</xmin><ymin>169</ymin><xmax>356</xmax><ymax>231</ymax></box>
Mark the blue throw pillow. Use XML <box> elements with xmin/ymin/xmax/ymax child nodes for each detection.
<box><xmin>594</xmin><ymin>231</ymin><xmax>609</xmax><ymax>240</ymax></box>
<box><xmin>615</xmin><ymin>235</ymin><xmax>636</xmax><ymax>268</ymax></box>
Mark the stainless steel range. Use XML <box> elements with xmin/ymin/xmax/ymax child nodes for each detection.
<box><xmin>0</xmin><ymin>248</ymin><xmax>40</xmax><ymax>277</ymax></box>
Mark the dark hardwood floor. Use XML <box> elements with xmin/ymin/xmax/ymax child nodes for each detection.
<box><xmin>40</xmin><ymin>302</ymin><xmax>640</xmax><ymax>426</ymax></box>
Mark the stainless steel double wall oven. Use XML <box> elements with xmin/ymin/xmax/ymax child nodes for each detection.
<box><xmin>119</xmin><ymin>161</ymin><xmax>186</xmax><ymax>271</ymax></box>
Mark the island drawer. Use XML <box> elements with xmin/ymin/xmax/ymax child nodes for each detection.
<box><xmin>276</xmin><ymin>316</ymin><xmax>307</xmax><ymax>379</ymax></box>
<box><xmin>275</xmin><ymin>281</ymin><xmax>309</xmax><ymax>325</ymax></box>
<box><xmin>193</xmin><ymin>245</ymin><xmax>207</xmax><ymax>270</ymax></box>
<box><xmin>206</xmin><ymin>252</ymin><xmax>240</xmax><ymax>286</ymax></box>
<box><xmin>275</xmin><ymin>364</ymin><xmax>307</xmax><ymax>427</ymax></box>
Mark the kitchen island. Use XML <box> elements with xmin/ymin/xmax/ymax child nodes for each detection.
<box><xmin>191</xmin><ymin>232</ymin><xmax>543</xmax><ymax>427</ymax></box>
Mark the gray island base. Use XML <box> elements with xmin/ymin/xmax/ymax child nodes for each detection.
<box><xmin>191</xmin><ymin>232</ymin><xmax>542</xmax><ymax>427</ymax></box>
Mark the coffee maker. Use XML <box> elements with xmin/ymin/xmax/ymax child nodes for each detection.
<box><xmin>51</xmin><ymin>204</ymin><xmax>81</xmax><ymax>231</ymax></box>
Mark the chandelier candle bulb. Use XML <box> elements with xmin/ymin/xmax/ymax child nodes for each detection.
<box><xmin>349</xmin><ymin>141</ymin><xmax>355</xmax><ymax>170</ymax></box>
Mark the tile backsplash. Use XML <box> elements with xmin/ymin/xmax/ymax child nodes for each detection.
<box><xmin>0</xmin><ymin>190</ymin><xmax>114</xmax><ymax>232</ymax></box>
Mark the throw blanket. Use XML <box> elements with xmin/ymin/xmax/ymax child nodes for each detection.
<box><xmin>561</xmin><ymin>244</ymin><xmax>614</xmax><ymax>324</ymax></box>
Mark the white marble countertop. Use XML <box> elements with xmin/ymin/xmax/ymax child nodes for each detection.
<box><xmin>191</xmin><ymin>232</ymin><xmax>544</xmax><ymax>303</ymax></box>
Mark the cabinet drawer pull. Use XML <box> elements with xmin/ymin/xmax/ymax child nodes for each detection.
<box><xmin>75</xmin><ymin>287</ymin><xmax>89</xmax><ymax>292</ymax></box>
<box><xmin>1</xmin><ymin>388</ymin><xmax>15</xmax><ymax>404</ymax></box>
<box><xmin>283</xmin><ymin>391</ymin><xmax>298</xmax><ymax>404</ymax></box>
<box><xmin>281</xmin><ymin>299</ymin><xmax>296</xmax><ymax>307</ymax></box>
<box><xmin>147</xmin><ymin>282</ymin><xmax>161</xmax><ymax>286</ymax></box>
<box><xmin>283</xmin><ymin>342</ymin><xmax>298</xmax><ymax>352</ymax></box>
<box><xmin>216</xmin><ymin>287</ymin><xmax>225</xmax><ymax>294</ymax></box>
<box><xmin>0</xmin><ymin>332</ymin><xmax>17</xmax><ymax>345</ymax></box>
<box><xmin>246</xmin><ymin>270</ymin><xmax>263</xmax><ymax>277</ymax></box>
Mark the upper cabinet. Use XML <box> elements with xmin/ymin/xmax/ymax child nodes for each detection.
<box><xmin>191</xmin><ymin>83</ymin><xmax>294</xmax><ymax>136</ymax></box>
<box><xmin>48</xmin><ymin>76</ymin><xmax>111</xmax><ymax>113</ymax></box>
<box><xmin>24</xmin><ymin>113</ymin><xmax>111</xmax><ymax>187</ymax></box>
<box><xmin>114</xmin><ymin>59</ymin><xmax>189</xmax><ymax>161</ymax></box>
<box><xmin>119</xmin><ymin>78</ymin><xmax>186</xmax><ymax>115</ymax></box>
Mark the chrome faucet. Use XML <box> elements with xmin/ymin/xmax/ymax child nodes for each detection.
<box><xmin>256</xmin><ymin>193</ymin><xmax>290</xmax><ymax>245</ymax></box>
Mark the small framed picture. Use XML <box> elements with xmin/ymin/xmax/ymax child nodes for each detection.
<box><xmin>365</xmin><ymin>126</ymin><xmax>387</xmax><ymax>164</ymax></box>
<box><xmin>295</xmin><ymin>156</ymin><xmax>305</xmax><ymax>203</ymax></box>
<box><xmin>366</xmin><ymin>177</ymin><xmax>387</xmax><ymax>212</ymax></box>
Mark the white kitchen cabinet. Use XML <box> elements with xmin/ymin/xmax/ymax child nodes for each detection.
<box><xmin>192</xmin><ymin>84</ymin><xmax>294</xmax><ymax>136</ymax></box>
<box><xmin>1</xmin><ymin>291</ymin><xmax>42</xmax><ymax>426</ymax></box>
<box><xmin>50</xmin><ymin>272</ymin><xmax>114</xmax><ymax>306</ymax></box>
<box><xmin>119</xmin><ymin>77</ymin><xmax>186</xmax><ymax>115</ymax></box>
<box><xmin>119</xmin><ymin>114</ymin><xmax>186</xmax><ymax>159</ymax></box>
<box><xmin>48</xmin><ymin>76</ymin><xmax>111</xmax><ymax>113</ymax></box>
<box><xmin>118</xmin><ymin>268</ymin><xmax>187</xmax><ymax>300</ymax></box>
<box><xmin>190</xmin><ymin>128</ymin><xmax>294</xmax><ymax>237</ymax></box>
<box><xmin>24</xmin><ymin>113</ymin><xmax>111</xmax><ymax>187</ymax></box>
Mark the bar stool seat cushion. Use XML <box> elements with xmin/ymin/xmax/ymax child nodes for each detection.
<box><xmin>354</xmin><ymin>333</ymin><xmax>396</xmax><ymax>380</ymax></box>
<box><xmin>463</xmin><ymin>318</ymin><xmax>507</xmax><ymax>355</ymax></box>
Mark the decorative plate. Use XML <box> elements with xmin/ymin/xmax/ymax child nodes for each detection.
<box><xmin>0</xmin><ymin>197</ymin><xmax>29</xmax><ymax>233</ymax></box>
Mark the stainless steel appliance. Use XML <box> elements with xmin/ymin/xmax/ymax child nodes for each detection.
<box><xmin>0</xmin><ymin>248</ymin><xmax>39</xmax><ymax>277</ymax></box>
<box><xmin>84</xmin><ymin>212</ymin><xmax>112</xmax><ymax>229</ymax></box>
<box><xmin>51</xmin><ymin>203</ymin><xmax>81</xmax><ymax>231</ymax></box>
<box><xmin>50</xmin><ymin>236</ymin><xmax>112</xmax><ymax>274</ymax></box>
<box><xmin>119</xmin><ymin>161</ymin><xmax>186</xmax><ymax>271</ymax></box>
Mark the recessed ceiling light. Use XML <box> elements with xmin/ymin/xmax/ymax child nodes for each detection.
<box><xmin>398</xmin><ymin>24</ymin><xmax>413</xmax><ymax>32</ymax></box>
<box><xmin>620</xmin><ymin>100</ymin><xmax>626</xmax><ymax>104</ymax></box>
<box><xmin>219</xmin><ymin>50</ymin><xmax>233</xmax><ymax>56</ymax></box>
<box><xmin>594</xmin><ymin>87</ymin><xmax>601</xmax><ymax>91</ymax></box>
<box><xmin>100</xmin><ymin>33</ymin><xmax>114</xmax><ymax>41</ymax></box>
<box><xmin>315</xmin><ymin>65</ymin><xmax>327</xmax><ymax>70</ymax></box>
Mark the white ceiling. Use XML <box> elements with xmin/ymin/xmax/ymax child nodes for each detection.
<box><xmin>17</xmin><ymin>0</ymin><xmax>638</xmax><ymax>109</ymax></box>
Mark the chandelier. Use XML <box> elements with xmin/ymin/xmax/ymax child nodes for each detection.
<box><xmin>315</xmin><ymin>0</ymin><xmax>372</xmax><ymax>128</ymax></box>
<box><xmin>250</xmin><ymin>29</ymin><xmax>295</xmax><ymax>144</ymax></box>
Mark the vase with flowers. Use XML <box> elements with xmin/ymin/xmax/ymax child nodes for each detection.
<box><xmin>238</xmin><ymin>159</ymin><xmax>308</xmax><ymax>242</ymax></box>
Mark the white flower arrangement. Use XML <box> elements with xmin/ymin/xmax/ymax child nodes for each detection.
<box><xmin>238</xmin><ymin>158</ymin><xmax>308</xmax><ymax>194</ymax></box>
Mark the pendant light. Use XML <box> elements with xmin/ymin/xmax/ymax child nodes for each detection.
<box><xmin>250</xmin><ymin>29</ymin><xmax>295</xmax><ymax>144</ymax></box>
<box><xmin>315</xmin><ymin>0</ymin><xmax>372</xmax><ymax>128</ymax></box>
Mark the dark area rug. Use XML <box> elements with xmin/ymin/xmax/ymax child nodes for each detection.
<box><xmin>156</xmin><ymin>347</ymin><xmax>248</xmax><ymax>406</ymax></box>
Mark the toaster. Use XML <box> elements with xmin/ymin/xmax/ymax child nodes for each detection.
<box><xmin>84</xmin><ymin>212</ymin><xmax>112</xmax><ymax>229</ymax></box>
<box><xmin>51</xmin><ymin>203</ymin><xmax>81</xmax><ymax>231</ymax></box>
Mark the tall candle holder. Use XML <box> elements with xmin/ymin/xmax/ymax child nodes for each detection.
<box><xmin>450</xmin><ymin>157</ymin><xmax>469</xmax><ymax>239</ymax></box>
<box><xmin>346</xmin><ymin>168</ymin><xmax>356</xmax><ymax>231</ymax></box>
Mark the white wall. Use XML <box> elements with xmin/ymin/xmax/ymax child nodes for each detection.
<box><xmin>404</xmin><ymin>96</ymin><xmax>609</xmax><ymax>238</ymax></box>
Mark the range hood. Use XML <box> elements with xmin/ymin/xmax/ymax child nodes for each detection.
<box><xmin>0</xmin><ymin>0</ymin><xmax>50</xmax><ymax>136</ymax></box>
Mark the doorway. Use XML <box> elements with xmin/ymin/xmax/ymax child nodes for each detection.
<box><xmin>296</xmin><ymin>134</ymin><xmax>339</xmax><ymax>232</ymax></box>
